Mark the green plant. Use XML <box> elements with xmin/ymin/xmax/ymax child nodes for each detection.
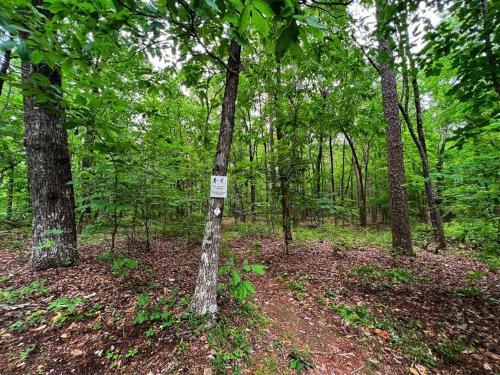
<box><xmin>249</xmin><ymin>240</ymin><xmax>263</xmax><ymax>256</ymax></box>
<box><xmin>48</xmin><ymin>296</ymin><xmax>86</xmax><ymax>325</ymax></box>
<box><xmin>285</xmin><ymin>274</ymin><xmax>308</xmax><ymax>301</ymax></box>
<box><xmin>133</xmin><ymin>293</ymin><xmax>179</xmax><ymax>335</ymax></box>
<box><xmin>330</xmin><ymin>302</ymin><xmax>380</xmax><ymax>328</ymax></box>
<box><xmin>351</xmin><ymin>266</ymin><xmax>413</xmax><ymax>286</ymax></box>
<box><xmin>20</xmin><ymin>344</ymin><xmax>36</xmax><ymax>361</ymax></box>
<box><xmin>0</xmin><ymin>280</ymin><xmax>50</xmax><ymax>303</ymax></box>
<box><xmin>288</xmin><ymin>347</ymin><xmax>314</xmax><ymax>373</ymax></box>
<box><xmin>9</xmin><ymin>319</ymin><xmax>25</xmax><ymax>332</ymax></box>
<box><xmin>437</xmin><ymin>335</ymin><xmax>466</xmax><ymax>360</ymax></box>
<box><xmin>452</xmin><ymin>270</ymin><xmax>486</xmax><ymax>297</ymax></box>
<box><xmin>219</xmin><ymin>260</ymin><xmax>266</xmax><ymax>303</ymax></box>
<box><xmin>125</xmin><ymin>347</ymin><xmax>139</xmax><ymax>358</ymax></box>
<box><xmin>98</xmin><ymin>251</ymin><xmax>140</xmax><ymax>279</ymax></box>
<box><xmin>27</xmin><ymin>310</ymin><xmax>46</xmax><ymax>327</ymax></box>
<box><xmin>208</xmin><ymin>321</ymin><xmax>252</xmax><ymax>372</ymax></box>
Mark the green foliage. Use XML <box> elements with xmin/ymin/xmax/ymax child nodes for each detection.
<box><xmin>437</xmin><ymin>335</ymin><xmax>466</xmax><ymax>360</ymax></box>
<box><xmin>208</xmin><ymin>321</ymin><xmax>252</xmax><ymax>373</ymax></box>
<box><xmin>20</xmin><ymin>344</ymin><xmax>36</xmax><ymax>362</ymax></box>
<box><xmin>9</xmin><ymin>319</ymin><xmax>24</xmax><ymax>332</ymax></box>
<box><xmin>451</xmin><ymin>270</ymin><xmax>485</xmax><ymax>297</ymax></box>
<box><xmin>48</xmin><ymin>296</ymin><xmax>86</xmax><ymax>325</ymax></box>
<box><xmin>133</xmin><ymin>293</ymin><xmax>179</xmax><ymax>332</ymax></box>
<box><xmin>330</xmin><ymin>302</ymin><xmax>380</xmax><ymax>328</ymax></box>
<box><xmin>288</xmin><ymin>347</ymin><xmax>314</xmax><ymax>373</ymax></box>
<box><xmin>0</xmin><ymin>280</ymin><xmax>50</xmax><ymax>303</ymax></box>
<box><xmin>219</xmin><ymin>259</ymin><xmax>266</xmax><ymax>303</ymax></box>
<box><xmin>98</xmin><ymin>251</ymin><xmax>140</xmax><ymax>279</ymax></box>
<box><xmin>351</xmin><ymin>266</ymin><xmax>414</xmax><ymax>286</ymax></box>
<box><xmin>295</xmin><ymin>224</ymin><xmax>392</xmax><ymax>250</ymax></box>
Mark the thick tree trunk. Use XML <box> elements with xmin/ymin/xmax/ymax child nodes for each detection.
<box><xmin>190</xmin><ymin>41</ymin><xmax>241</xmax><ymax>317</ymax></box>
<box><xmin>343</xmin><ymin>132</ymin><xmax>366</xmax><ymax>227</ymax></box>
<box><xmin>376</xmin><ymin>0</ymin><xmax>413</xmax><ymax>255</ymax></box>
<box><xmin>22</xmin><ymin>61</ymin><xmax>78</xmax><ymax>269</ymax></box>
<box><xmin>21</xmin><ymin>2</ymin><xmax>78</xmax><ymax>270</ymax></box>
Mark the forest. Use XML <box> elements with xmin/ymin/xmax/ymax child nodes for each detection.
<box><xmin>0</xmin><ymin>0</ymin><xmax>498</xmax><ymax>373</ymax></box>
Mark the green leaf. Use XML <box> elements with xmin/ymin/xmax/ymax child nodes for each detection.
<box><xmin>252</xmin><ymin>6</ymin><xmax>269</xmax><ymax>36</ymax></box>
<box><xmin>231</xmin><ymin>270</ymin><xmax>241</xmax><ymax>286</ymax></box>
<box><xmin>205</xmin><ymin>0</ymin><xmax>221</xmax><ymax>13</ymax></box>
<box><xmin>252</xmin><ymin>0</ymin><xmax>274</xmax><ymax>17</ymax></box>
<box><xmin>250</xmin><ymin>264</ymin><xmax>266</xmax><ymax>275</ymax></box>
<box><xmin>239</xmin><ymin>4</ymin><xmax>252</xmax><ymax>34</ymax></box>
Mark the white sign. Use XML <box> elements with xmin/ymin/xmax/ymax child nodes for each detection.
<box><xmin>210</xmin><ymin>175</ymin><xmax>228</xmax><ymax>198</ymax></box>
<box><xmin>214</xmin><ymin>207</ymin><xmax>221</xmax><ymax>216</ymax></box>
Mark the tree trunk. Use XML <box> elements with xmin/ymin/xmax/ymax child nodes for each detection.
<box><xmin>328</xmin><ymin>136</ymin><xmax>336</xmax><ymax>203</ymax></box>
<box><xmin>249</xmin><ymin>143</ymin><xmax>256</xmax><ymax>222</ymax></box>
<box><xmin>0</xmin><ymin>48</ymin><xmax>12</xmax><ymax>97</ymax></box>
<box><xmin>399</xmin><ymin>23</ymin><xmax>446</xmax><ymax>250</ymax></box>
<box><xmin>277</xmin><ymin>124</ymin><xmax>293</xmax><ymax>253</ymax></box>
<box><xmin>190</xmin><ymin>41</ymin><xmax>241</xmax><ymax>317</ymax></box>
<box><xmin>315</xmin><ymin>132</ymin><xmax>324</xmax><ymax>225</ymax></box>
<box><xmin>343</xmin><ymin>132</ymin><xmax>366</xmax><ymax>227</ymax></box>
<box><xmin>22</xmin><ymin>3</ymin><xmax>78</xmax><ymax>270</ymax></box>
<box><xmin>340</xmin><ymin>139</ymin><xmax>346</xmax><ymax>204</ymax></box>
<box><xmin>376</xmin><ymin>0</ymin><xmax>413</xmax><ymax>255</ymax></box>
<box><xmin>6</xmin><ymin>164</ymin><xmax>14</xmax><ymax>221</ymax></box>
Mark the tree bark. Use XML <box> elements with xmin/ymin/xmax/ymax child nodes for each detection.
<box><xmin>6</xmin><ymin>164</ymin><xmax>14</xmax><ymax>221</ymax></box>
<box><xmin>376</xmin><ymin>0</ymin><xmax>413</xmax><ymax>255</ymax></box>
<box><xmin>190</xmin><ymin>41</ymin><xmax>241</xmax><ymax>317</ymax></box>
<box><xmin>22</xmin><ymin>2</ymin><xmax>78</xmax><ymax>270</ymax></box>
<box><xmin>0</xmin><ymin>49</ymin><xmax>12</xmax><ymax>97</ymax></box>
<box><xmin>315</xmin><ymin>131</ymin><xmax>324</xmax><ymax>225</ymax></box>
<box><xmin>399</xmin><ymin>22</ymin><xmax>446</xmax><ymax>250</ymax></box>
<box><xmin>275</xmin><ymin>67</ymin><xmax>292</xmax><ymax>253</ymax></box>
<box><xmin>343</xmin><ymin>132</ymin><xmax>366</xmax><ymax>227</ymax></box>
<box><xmin>328</xmin><ymin>135</ymin><xmax>336</xmax><ymax>203</ymax></box>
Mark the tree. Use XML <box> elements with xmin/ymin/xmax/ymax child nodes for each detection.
<box><xmin>396</xmin><ymin>7</ymin><xmax>446</xmax><ymax>249</ymax></box>
<box><xmin>375</xmin><ymin>0</ymin><xmax>413</xmax><ymax>255</ymax></box>
<box><xmin>190</xmin><ymin>41</ymin><xmax>242</xmax><ymax>317</ymax></box>
<box><xmin>21</xmin><ymin>1</ymin><xmax>78</xmax><ymax>270</ymax></box>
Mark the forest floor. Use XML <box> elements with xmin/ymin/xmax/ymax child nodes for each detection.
<box><xmin>0</xmin><ymin>223</ymin><xmax>499</xmax><ymax>374</ymax></box>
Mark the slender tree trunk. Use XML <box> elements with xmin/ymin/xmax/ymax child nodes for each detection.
<box><xmin>22</xmin><ymin>3</ymin><xmax>78</xmax><ymax>269</ymax></box>
<box><xmin>315</xmin><ymin>132</ymin><xmax>324</xmax><ymax>225</ymax></box>
<box><xmin>274</xmin><ymin>66</ymin><xmax>292</xmax><ymax>253</ymax></box>
<box><xmin>6</xmin><ymin>164</ymin><xmax>14</xmax><ymax>220</ymax></box>
<box><xmin>343</xmin><ymin>132</ymin><xmax>366</xmax><ymax>227</ymax></box>
<box><xmin>277</xmin><ymin>125</ymin><xmax>293</xmax><ymax>253</ymax></box>
<box><xmin>249</xmin><ymin>143</ymin><xmax>256</xmax><ymax>222</ymax></box>
<box><xmin>328</xmin><ymin>135</ymin><xmax>337</xmax><ymax>224</ymax></box>
<box><xmin>399</xmin><ymin>23</ymin><xmax>446</xmax><ymax>249</ymax></box>
<box><xmin>0</xmin><ymin>49</ymin><xmax>12</xmax><ymax>97</ymax></box>
<box><xmin>190</xmin><ymin>41</ymin><xmax>241</xmax><ymax>317</ymax></box>
<box><xmin>340</xmin><ymin>139</ymin><xmax>346</xmax><ymax>204</ymax></box>
<box><xmin>376</xmin><ymin>0</ymin><xmax>413</xmax><ymax>255</ymax></box>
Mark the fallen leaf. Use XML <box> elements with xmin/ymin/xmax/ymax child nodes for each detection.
<box><xmin>374</xmin><ymin>328</ymin><xmax>389</xmax><ymax>340</ymax></box>
<box><xmin>71</xmin><ymin>349</ymin><xmax>84</xmax><ymax>357</ymax></box>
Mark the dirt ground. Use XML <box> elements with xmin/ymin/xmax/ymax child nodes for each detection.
<box><xmin>0</xmin><ymin>228</ymin><xmax>499</xmax><ymax>374</ymax></box>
